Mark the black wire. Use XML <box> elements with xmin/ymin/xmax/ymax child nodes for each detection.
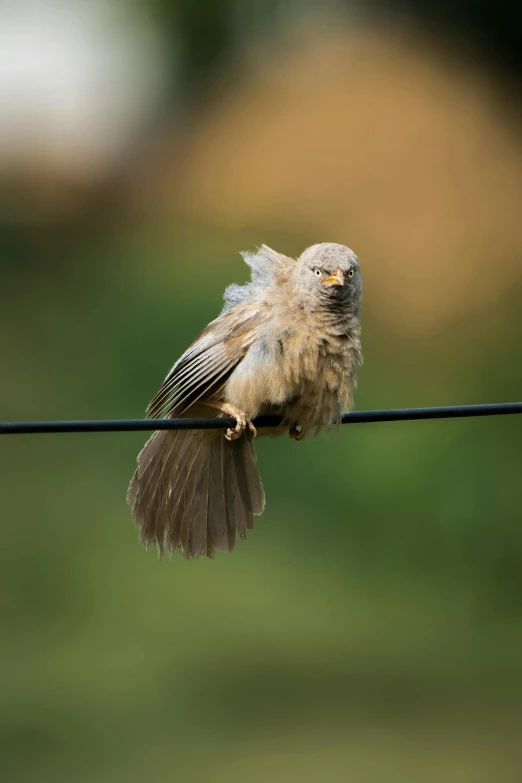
<box><xmin>1</xmin><ymin>402</ymin><xmax>521</xmax><ymax>435</ymax></box>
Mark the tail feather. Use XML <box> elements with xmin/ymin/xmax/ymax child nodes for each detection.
<box><xmin>233</xmin><ymin>435</ymin><xmax>265</xmax><ymax>515</ymax></box>
<box><xmin>167</xmin><ymin>434</ymin><xmax>208</xmax><ymax>556</ymax></box>
<box><xmin>127</xmin><ymin>430</ymin><xmax>172</xmax><ymax>547</ymax></box>
<box><xmin>143</xmin><ymin>433</ymin><xmax>184</xmax><ymax>551</ymax></box>
<box><xmin>163</xmin><ymin>438</ymin><xmax>198</xmax><ymax>552</ymax></box>
<box><xmin>185</xmin><ymin>446</ymin><xmax>213</xmax><ymax>558</ymax></box>
<box><xmin>128</xmin><ymin>429</ymin><xmax>194</xmax><ymax>554</ymax></box>
<box><xmin>223</xmin><ymin>442</ymin><xmax>238</xmax><ymax>551</ymax></box>
<box><xmin>234</xmin><ymin>484</ymin><xmax>254</xmax><ymax>541</ymax></box>
<box><xmin>205</xmin><ymin>437</ymin><xmax>229</xmax><ymax>552</ymax></box>
<box><xmin>127</xmin><ymin>426</ymin><xmax>265</xmax><ymax>559</ymax></box>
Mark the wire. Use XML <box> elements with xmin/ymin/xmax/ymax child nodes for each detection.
<box><xmin>1</xmin><ymin>402</ymin><xmax>521</xmax><ymax>435</ymax></box>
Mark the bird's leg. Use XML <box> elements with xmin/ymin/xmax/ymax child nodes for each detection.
<box><xmin>200</xmin><ymin>398</ymin><xmax>257</xmax><ymax>441</ymax></box>
<box><xmin>289</xmin><ymin>425</ymin><xmax>307</xmax><ymax>441</ymax></box>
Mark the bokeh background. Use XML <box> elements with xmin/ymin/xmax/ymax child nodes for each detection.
<box><xmin>2</xmin><ymin>1</ymin><xmax>522</xmax><ymax>781</ymax></box>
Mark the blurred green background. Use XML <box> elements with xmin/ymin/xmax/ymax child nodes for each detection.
<box><xmin>1</xmin><ymin>2</ymin><xmax>522</xmax><ymax>781</ymax></box>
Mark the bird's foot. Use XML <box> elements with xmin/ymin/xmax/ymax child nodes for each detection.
<box><xmin>225</xmin><ymin>405</ymin><xmax>257</xmax><ymax>441</ymax></box>
<box><xmin>219</xmin><ymin>403</ymin><xmax>257</xmax><ymax>440</ymax></box>
<box><xmin>289</xmin><ymin>425</ymin><xmax>306</xmax><ymax>441</ymax></box>
<box><xmin>200</xmin><ymin>398</ymin><xmax>257</xmax><ymax>440</ymax></box>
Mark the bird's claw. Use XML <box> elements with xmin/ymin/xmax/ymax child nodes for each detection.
<box><xmin>289</xmin><ymin>425</ymin><xmax>306</xmax><ymax>441</ymax></box>
<box><xmin>225</xmin><ymin>410</ymin><xmax>257</xmax><ymax>441</ymax></box>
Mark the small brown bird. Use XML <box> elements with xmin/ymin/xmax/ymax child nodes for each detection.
<box><xmin>127</xmin><ymin>243</ymin><xmax>363</xmax><ymax>559</ymax></box>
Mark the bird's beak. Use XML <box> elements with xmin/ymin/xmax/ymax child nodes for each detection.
<box><xmin>323</xmin><ymin>269</ymin><xmax>344</xmax><ymax>286</ymax></box>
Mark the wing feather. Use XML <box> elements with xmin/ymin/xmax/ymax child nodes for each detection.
<box><xmin>147</xmin><ymin>304</ymin><xmax>264</xmax><ymax>418</ymax></box>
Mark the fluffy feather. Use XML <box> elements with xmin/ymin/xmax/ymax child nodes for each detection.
<box><xmin>222</xmin><ymin>245</ymin><xmax>294</xmax><ymax>312</ymax></box>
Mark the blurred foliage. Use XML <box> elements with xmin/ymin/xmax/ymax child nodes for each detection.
<box><xmin>146</xmin><ymin>0</ymin><xmax>316</xmax><ymax>86</ymax></box>
<box><xmin>393</xmin><ymin>0</ymin><xmax>522</xmax><ymax>77</ymax></box>
<box><xmin>142</xmin><ymin>0</ymin><xmax>522</xmax><ymax>95</ymax></box>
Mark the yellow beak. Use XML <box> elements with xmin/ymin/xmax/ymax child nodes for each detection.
<box><xmin>323</xmin><ymin>269</ymin><xmax>344</xmax><ymax>286</ymax></box>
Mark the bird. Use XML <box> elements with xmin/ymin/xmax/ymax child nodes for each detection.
<box><xmin>127</xmin><ymin>242</ymin><xmax>363</xmax><ymax>559</ymax></box>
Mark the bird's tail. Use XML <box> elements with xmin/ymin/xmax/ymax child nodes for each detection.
<box><xmin>126</xmin><ymin>426</ymin><xmax>265</xmax><ymax>559</ymax></box>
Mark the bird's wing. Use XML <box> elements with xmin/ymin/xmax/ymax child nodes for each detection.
<box><xmin>147</xmin><ymin>301</ymin><xmax>267</xmax><ymax>418</ymax></box>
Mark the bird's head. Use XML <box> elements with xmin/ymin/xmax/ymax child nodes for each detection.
<box><xmin>294</xmin><ymin>243</ymin><xmax>362</xmax><ymax>316</ymax></box>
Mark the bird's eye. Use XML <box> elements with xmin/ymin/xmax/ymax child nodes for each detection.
<box><xmin>313</xmin><ymin>268</ymin><xmax>322</xmax><ymax>277</ymax></box>
<box><xmin>348</xmin><ymin>268</ymin><xmax>355</xmax><ymax>278</ymax></box>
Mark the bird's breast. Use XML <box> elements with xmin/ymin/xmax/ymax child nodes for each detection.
<box><xmin>277</xmin><ymin>321</ymin><xmax>360</xmax><ymax>433</ymax></box>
